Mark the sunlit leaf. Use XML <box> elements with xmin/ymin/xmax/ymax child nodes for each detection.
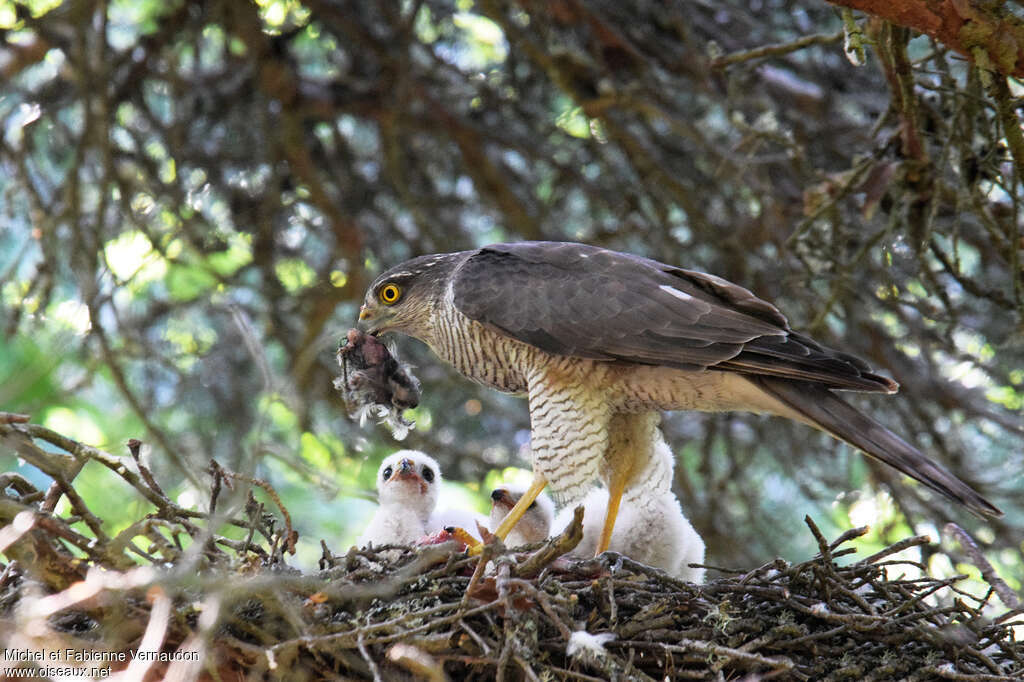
<box><xmin>274</xmin><ymin>258</ymin><xmax>315</xmax><ymax>292</ymax></box>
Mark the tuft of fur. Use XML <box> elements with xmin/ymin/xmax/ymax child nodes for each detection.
<box><xmin>566</xmin><ymin>631</ymin><xmax>616</xmax><ymax>660</ymax></box>
<box><xmin>336</xmin><ymin>329</ymin><xmax>421</xmax><ymax>440</ymax></box>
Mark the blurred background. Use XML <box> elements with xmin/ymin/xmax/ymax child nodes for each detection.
<box><xmin>0</xmin><ymin>0</ymin><xmax>1020</xmax><ymax>584</ymax></box>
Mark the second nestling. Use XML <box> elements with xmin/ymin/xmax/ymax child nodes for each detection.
<box><xmin>489</xmin><ymin>485</ymin><xmax>554</xmax><ymax>548</ymax></box>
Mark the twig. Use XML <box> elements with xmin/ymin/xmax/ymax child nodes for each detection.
<box><xmin>859</xmin><ymin>534</ymin><xmax>932</xmax><ymax>564</ymax></box>
<box><xmin>710</xmin><ymin>31</ymin><xmax>842</xmax><ymax>68</ymax></box>
<box><xmin>357</xmin><ymin>620</ymin><xmax>384</xmax><ymax>682</ymax></box>
<box><xmin>514</xmin><ymin>504</ymin><xmax>584</xmax><ymax>577</ymax></box>
<box><xmin>127</xmin><ymin>438</ymin><xmax>166</xmax><ymax>498</ymax></box>
<box><xmin>945</xmin><ymin>523</ymin><xmax>1022</xmax><ymax>611</ymax></box>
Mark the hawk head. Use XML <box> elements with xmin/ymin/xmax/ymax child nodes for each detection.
<box><xmin>357</xmin><ymin>252</ymin><xmax>463</xmax><ymax>339</ymax></box>
<box><xmin>375</xmin><ymin>450</ymin><xmax>441</xmax><ymax>519</ymax></box>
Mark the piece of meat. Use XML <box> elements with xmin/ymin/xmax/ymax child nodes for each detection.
<box><xmin>335</xmin><ymin>329</ymin><xmax>421</xmax><ymax>438</ymax></box>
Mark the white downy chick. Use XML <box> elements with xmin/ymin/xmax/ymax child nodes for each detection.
<box><xmin>488</xmin><ymin>485</ymin><xmax>554</xmax><ymax>547</ymax></box>
<box><xmin>554</xmin><ymin>429</ymin><xmax>706</xmax><ymax>582</ymax></box>
<box><xmin>357</xmin><ymin>450</ymin><xmax>441</xmax><ymax>547</ymax></box>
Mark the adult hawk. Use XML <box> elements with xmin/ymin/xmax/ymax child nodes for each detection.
<box><xmin>357</xmin><ymin>242</ymin><xmax>1000</xmax><ymax>552</ymax></box>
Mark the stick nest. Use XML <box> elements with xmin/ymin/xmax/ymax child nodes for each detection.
<box><xmin>0</xmin><ymin>413</ymin><xmax>1021</xmax><ymax>681</ymax></box>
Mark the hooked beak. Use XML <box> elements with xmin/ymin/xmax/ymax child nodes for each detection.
<box><xmin>356</xmin><ymin>305</ymin><xmax>382</xmax><ymax>335</ymax></box>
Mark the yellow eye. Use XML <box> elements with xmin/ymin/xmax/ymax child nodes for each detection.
<box><xmin>379</xmin><ymin>283</ymin><xmax>402</xmax><ymax>305</ymax></box>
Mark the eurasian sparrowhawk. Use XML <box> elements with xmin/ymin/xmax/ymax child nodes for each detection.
<box><xmin>356</xmin><ymin>242</ymin><xmax>1001</xmax><ymax>553</ymax></box>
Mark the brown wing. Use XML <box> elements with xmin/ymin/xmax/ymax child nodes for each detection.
<box><xmin>451</xmin><ymin>241</ymin><xmax>895</xmax><ymax>393</ymax></box>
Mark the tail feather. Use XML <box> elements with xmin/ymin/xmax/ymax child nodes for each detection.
<box><xmin>752</xmin><ymin>376</ymin><xmax>1002</xmax><ymax>518</ymax></box>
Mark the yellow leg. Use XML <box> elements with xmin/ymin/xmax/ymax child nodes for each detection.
<box><xmin>469</xmin><ymin>473</ymin><xmax>548</xmax><ymax>555</ymax></box>
<box><xmin>596</xmin><ymin>468</ymin><xmax>629</xmax><ymax>555</ymax></box>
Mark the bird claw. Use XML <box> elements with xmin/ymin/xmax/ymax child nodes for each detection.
<box><xmin>447</xmin><ymin>526</ymin><xmax>483</xmax><ymax>553</ymax></box>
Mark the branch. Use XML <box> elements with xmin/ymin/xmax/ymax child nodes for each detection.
<box><xmin>827</xmin><ymin>0</ymin><xmax>1024</xmax><ymax>77</ymax></box>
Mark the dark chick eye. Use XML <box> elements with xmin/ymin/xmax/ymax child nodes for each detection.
<box><xmin>422</xmin><ymin>467</ymin><xmax>434</xmax><ymax>482</ymax></box>
<box><xmin>528</xmin><ymin>500</ymin><xmax>537</xmax><ymax>510</ymax></box>
<box><xmin>379</xmin><ymin>283</ymin><xmax>402</xmax><ymax>305</ymax></box>
<box><xmin>382</xmin><ymin>466</ymin><xmax>393</xmax><ymax>480</ymax></box>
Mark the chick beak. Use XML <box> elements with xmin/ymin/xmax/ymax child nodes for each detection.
<box><xmin>390</xmin><ymin>458</ymin><xmax>428</xmax><ymax>494</ymax></box>
<box><xmin>387</xmin><ymin>458</ymin><xmax>418</xmax><ymax>482</ymax></box>
<box><xmin>490</xmin><ymin>488</ymin><xmax>514</xmax><ymax>510</ymax></box>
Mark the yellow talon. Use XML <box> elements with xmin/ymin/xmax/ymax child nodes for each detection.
<box><xmin>447</xmin><ymin>526</ymin><xmax>482</xmax><ymax>552</ymax></box>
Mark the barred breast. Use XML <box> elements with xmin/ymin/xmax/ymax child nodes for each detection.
<box><xmin>429</xmin><ymin>293</ymin><xmax>531</xmax><ymax>394</ymax></box>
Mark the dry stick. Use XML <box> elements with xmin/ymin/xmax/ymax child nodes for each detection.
<box><xmin>922</xmin><ymin>667</ymin><xmax>1016</xmax><ymax>682</ymax></box>
<box><xmin>859</xmin><ymin>534</ymin><xmax>932</xmax><ymax>564</ymax></box>
<box><xmin>39</xmin><ymin>460</ymin><xmax>85</xmax><ymax>513</ymax></box>
<box><xmin>606</xmin><ymin>572</ymin><xmax>618</xmax><ymax>626</ymax></box>
<box><xmin>804</xmin><ymin>515</ymin><xmax>833</xmax><ymax>564</ymax></box>
<box><xmin>0</xmin><ymin>472</ymin><xmax>40</xmax><ymax>499</ymax></box>
<box><xmin>710</xmin><ymin>31</ymin><xmax>842</xmax><ymax>68</ymax></box>
<box><xmin>127</xmin><ymin>438</ymin><xmax>166</xmax><ymax>498</ymax></box>
<box><xmin>0</xmin><ymin>495</ymin><xmax>97</xmax><ymax>558</ymax></box>
<box><xmin>514</xmin><ymin>505</ymin><xmax>584</xmax><ymax>577</ymax></box>
<box><xmin>218</xmin><ymin>468</ymin><xmax>296</xmax><ymax>554</ymax></box>
<box><xmin>823</xmin><ymin>574</ymin><xmax>877</xmax><ymax>616</ymax></box>
<box><xmin>884</xmin><ymin>575</ymin><xmax>969</xmax><ymax>618</ymax></box>
<box><xmin>458</xmin><ymin>619</ymin><xmax>493</xmax><ymax>655</ymax></box>
<box><xmin>945</xmin><ymin>523</ymin><xmax>1022</xmax><ymax>611</ymax></box>
<box><xmin>508</xmin><ymin>577</ymin><xmax>573</xmax><ymax>642</ymax></box>
<box><xmin>0</xmin><ymin>430</ymin><xmax>108</xmax><ymax>542</ymax></box>
<box><xmin>828</xmin><ymin>525</ymin><xmax>870</xmax><ymax>551</ymax></box>
<box><xmin>267</xmin><ymin>600</ymin><xmax>495</xmax><ymax>654</ymax></box>
<box><xmin>628</xmin><ymin>640</ymin><xmax>794</xmax><ymax>673</ymax></box>
<box><xmin>462</xmin><ymin>539</ymin><xmax>501</xmax><ymax>610</ymax></box>
<box><xmin>513</xmin><ymin>655</ymin><xmax>541</xmax><ymax>682</ymax></box>
<box><xmin>208</xmin><ymin>459</ymin><xmax>225</xmax><ymax>516</ymax></box>
<box><xmin>6</xmin><ymin>423</ymin><xmax>289</xmax><ymax>565</ymax></box>
<box><xmin>495</xmin><ymin>559</ymin><xmax>516</xmax><ymax>682</ymax></box>
<box><xmin>356</xmin><ymin>620</ymin><xmax>384</xmax><ymax>682</ymax></box>
<box><xmin>10</xmin><ymin>422</ymin><xmax>180</xmax><ymax>514</ymax></box>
